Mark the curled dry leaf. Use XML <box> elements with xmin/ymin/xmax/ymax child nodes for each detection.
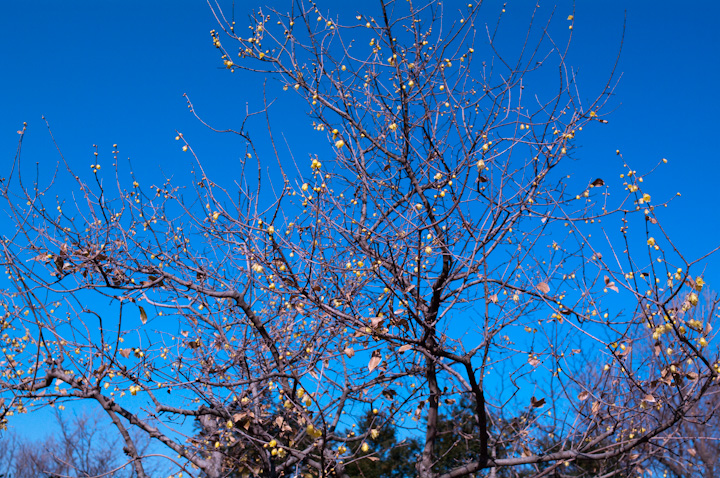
<box><xmin>603</xmin><ymin>275</ymin><xmax>619</xmax><ymax>293</ymax></box>
<box><xmin>368</xmin><ymin>350</ymin><xmax>382</xmax><ymax>372</ymax></box>
<box><xmin>578</xmin><ymin>391</ymin><xmax>589</xmax><ymax>401</ymax></box>
<box><xmin>119</xmin><ymin>349</ymin><xmax>132</xmax><ymax>358</ymax></box>
<box><xmin>139</xmin><ymin>305</ymin><xmax>148</xmax><ymax>325</ymax></box>
<box><xmin>398</xmin><ymin>344</ymin><xmax>412</xmax><ymax>353</ymax></box>
<box><xmin>344</xmin><ymin>347</ymin><xmax>355</xmax><ymax>358</ymax></box>
<box><xmin>536</xmin><ymin>282</ymin><xmax>550</xmax><ymax>294</ymax></box>
<box><xmin>488</xmin><ymin>294</ymin><xmax>498</xmax><ymax>304</ymax></box>
<box><xmin>527</xmin><ymin>355</ymin><xmax>540</xmax><ymax>367</ymax></box>
<box><xmin>643</xmin><ymin>394</ymin><xmax>656</xmax><ymax>403</ymax></box>
<box><xmin>530</xmin><ymin>396</ymin><xmax>546</xmax><ymax>408</ymax></box>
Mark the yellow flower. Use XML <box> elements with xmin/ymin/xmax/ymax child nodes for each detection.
<box><xmin>647</xmin><ymin>237</ymin><xmax>655</xmax><ymax>247</ymax></box>
<box><xmin>335</xmin><ymin>139</ymin><xmax>345</xmax><ymax>149</ymax></box>
<box><xmin>388</xmin><ymin>123</ymin><xmax>397</xmax><ymax>131</ymax></box>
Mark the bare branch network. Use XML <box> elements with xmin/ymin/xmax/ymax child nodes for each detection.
<box><xmin>1</xmin><ymin>2</ymin><xmax>718</xmax><ymax>478</ymax></box>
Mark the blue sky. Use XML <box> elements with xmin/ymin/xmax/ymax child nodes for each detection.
<box><xmin>1</xmin><ymin>0</ymin><xmax>718</xmax><ymax>451</ymax></box>
<box><xmin>1</xmin><ymin>1</ymin><xmax>717</xmax><ymax>262</ymax></box>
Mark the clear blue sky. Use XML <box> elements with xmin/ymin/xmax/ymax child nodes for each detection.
<box><xmin>1</xmin><ymin>0</ymin><xmax>718</xmax><ymax>443</ymax></box>
<box><xmin>1</xmin><ymin>1</ymin><xmax>717</xmax><ymax>259</ymax></box>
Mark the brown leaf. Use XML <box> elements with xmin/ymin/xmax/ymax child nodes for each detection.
<box><xmin>119</xmin><ymin>349</ymin><xmax>131</xmax><ymax>358</ymax></box>
<box><xmin>591</xmin><ymin>401</ymin><xmax>601</xmax><ymax>415</ymax></box>
<box><xmin>344</xmin><ymin>347</ymin><xmax>355</xmax><ymax>358</ymax></box>
<box><xmin>530</xmin><ymin>396</ymin><xmax>546</xmax><ymax>408</ymax></box>
<box><xmin>54</xmin><ymin>256</ymin><xmax>64</xmax><ymax>273</ymax></box>
<box><xmin>398</xmin><ymin>344</ymin><xmax>412</xmax><ymax>353</ymax></box>
<box><xmin>370</xmin><ymin>316</ymin><xmax>383</xmax><ymax>327</ymax></box>
<box><xmin>687</xmin><ymin>448</ymin><xmax>697</xmax><ymax>457</ymax></box>
<box><xmin>578</xmin><ymin>391</ymin><xmax>589</xmax><ymax>401</ymax></box>
<box><xmin>527</xmin><ymin>355</ymin><xmax>540</xmax><ymax>367</ymax></box>
<box><xmin>382</xmin><ymin>389</ymin><xmax>397</xmax><ymax>399</ymax></box>
<box><xmin>536</xmin><ymin>282</ymin><xmax>550</xmax><ymax>294</ymax></box>
<box><xmin>603</xmin><ymin>275</ymin><xmax>619</xmax><ymax>293</ymax></box>
<box><xmin>643</xmin><ymin>394</ymin><xmax>656</xmax><ymax>403</ymax></box>
<box><xmin>590</xmin><ymin>178</ymin><xmax>605</xmax><ymax>187</ymax></box>
<box><xmin>139</xmin><ymin>306</ymin><xmax>148</xmax><ymax>325</ymax></box>
<box><xmin>488</xmin><ymin>294</ymin><xmax>498</xmax><ymax>304</ymax></box>
<box><xmin>368</xmin><ymin>351</ymin><xmax>382</xmax><ymax>372</ymax></box>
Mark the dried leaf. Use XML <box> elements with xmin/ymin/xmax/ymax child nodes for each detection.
<box><xmin>398</xmin><ymin>344</ymin><xmax>412</xmax><ymax>353</ymax></box>
<box><xmin>591</xmin><ymin>401</ymin><xmax>601</xmax><ymax>415</ymax></box>
<box><xmin>604</xmin><ymin>275</ymin><xmax>619</xmax><ymax>293</ymax></box>
<box><xmin>687</xmin><ymin>448</ymin><xmax>697</xmax><ymax>457</ymax></box>
<box><xmin>643</xmin><ymin>394</ymin><xmax>656</xmax><ymax>403</ymax></box>
<box><xmin>382</xmin><ymin>389</ymin><xmax>397</xmax><ymax>399</ymax></box>
<box><xmin>368</xmin><ymin>351</ymin><xmax>382</xmax><ymax>372</ymax></box>
<box><xmin>119</xmin><ymin>349</ymin><xmax>131</xmax><ymax>358</ymax></box>
<box><xmin>370</xmin><ymin>316</ymin><xmax>383</xmax><ymax>327</ymax></box>
<box><xmin>344</xmin><ymin>347</ymin><xmax>355</xmax><ymax>358</ymax></box>
<box><xmin>488</xmin><ymin>294</ymin><xmax>498</xmax><ymax>304</ymax></box>
<box><xmin>530</xmin><ymin>396</ymin><xmax>546</xmax><ymax>408</ymax></box>
<box><xmin>527</xmin><ymin>355</ymin><xmax>540</xmax><ymax>367</ymax></box>
<box><xmin>54</xmin><ymin>256</ymin><xmax>64</xmax><ymax>273</ymax></box>
<box><xmin>139</xmin><ymin>306</ymin><xmax>148</xmax><ymax>325</ymax></box>
<box><xmin>578</xmin><ymin>391</ymin><xmax>589</xmax><ymax>401</ymax></box>
<box><xmin>590</xmin><ymin>178</ymin><xmax>605</xmax><ymax>187</ymax></box>
<box><xmin>536</xmin><ymin>282</ymin><xmax>550</xmax><ymax>294</ymax></box>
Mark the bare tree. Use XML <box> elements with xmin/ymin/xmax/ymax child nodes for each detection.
<box><xmin>0</xmin><ymin>410</ymin><xmax>153</xmax><ymax>478</ymax></box>
<box><xmin>1</xmin><ymin>2</ymin><xmax>718</xmax><ymax>478</ymax></box>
